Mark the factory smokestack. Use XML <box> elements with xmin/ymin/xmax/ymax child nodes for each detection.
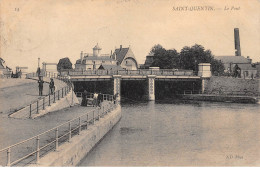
<box><xmin>234</xmin><ymin>28</ymin><xmax>241</xmax><ymax>56</ymax></box>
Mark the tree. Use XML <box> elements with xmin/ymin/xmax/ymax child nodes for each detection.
<box><xmin>149</xmin><ymin>44</ymin><xmax>164</xmax><ymax>55</ymax></box>
<box><xmin>211</xmin><ymin>59</ymin><xmax>225</xmax><ymax>76</ymax></box>
<box><xmin>146</xmin><ymin>44</ymin><xmax>224</xmax><ymax>74</ymax></box>
<box><xmin>57</xmin><ymin>57</ymin><xmax>73</xmax><ymax>72</ymax></box>
<box><xmin>149</xmin><ymin>44</ymin><xmax>179</xmax><ymax>69</ymax></box>
<box><xmin>179</xmin><ymin>44</ymin><xmax>224</xmax><ymax>74</ymax></box>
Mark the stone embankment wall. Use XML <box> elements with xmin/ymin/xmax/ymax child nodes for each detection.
<box><xmin>30</xmin><ymin>105</ymin><xmax>121</xmax><ymax>167</ymax></box>
<box><xmin>204</xmin><ymin>76</ymin><xmax>260</xmax><ymax>95</ymax></box>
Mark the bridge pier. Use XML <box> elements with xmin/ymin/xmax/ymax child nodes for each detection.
<box><xmin>147</xmin><ymin>75</ymin><xmax>156</xmax><ymax>101</ymax></box>
<box><xmin>198</xmin><ymin>63</ymin><xmax>211</xmax><ymax>94</ymax></box>
<box><xmin>113</xmin><ymin>75</ymin><xmax>121</xmax><ymax>101</ymax></box>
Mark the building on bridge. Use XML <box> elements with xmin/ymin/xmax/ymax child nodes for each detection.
<box><xmin>75</xmin><ymin>44</ymin><xmax>139</xmax><ymax>71</ymax></box>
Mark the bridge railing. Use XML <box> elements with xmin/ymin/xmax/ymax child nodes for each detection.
<box><xmin>183</xmin><ymin>90</ymin><xmax>202</xmax><ymax>95</ymax></box>
<box><xmin>0</xmin><ymin>93</ymin><xmax>117</xmax><ymax>166</ymax></box>
<box><xmin>74</xmin><ymin>92</ymin><xmax>114</xmax><ymax>102</ymax></box>
<box><xmin>63</xmin><ymin>69</ymin><xmax>195</xmax><ymax>76</ymax></box>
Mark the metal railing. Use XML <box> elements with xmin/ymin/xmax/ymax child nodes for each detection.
<box><xmin>0</xmin><ymin>94</ymin><xmax>117</xmax><ymax>166</ymax></box>
<box><xmin>60</xmin><ymin>69</ymin><xmax>195</xmax><ymax>76</ymax></box>
<box><xmin>75</xmin><ymin>92</ymin><xmax>115</xmax><ymax>102</ymax></box>
<box><xmin>9</xmin><ymin>72</ymin><xmax>72</xmax><ymax>119</ymax></box>
<box><xmin>183</xmin><ymin>90</ymin><xmax>202</xmax><ymax>95</ymax></box>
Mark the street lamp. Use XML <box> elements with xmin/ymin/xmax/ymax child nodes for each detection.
<box><xmin>67</xmin><ymin>75</ymin><xmax>74</xmax><ymax>106</ymax></box>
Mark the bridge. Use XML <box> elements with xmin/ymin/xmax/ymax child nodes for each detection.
<box><xmin>59</xmin><ymin>63</ymin><xmax>211</xmax><ymax>100</ymax></box>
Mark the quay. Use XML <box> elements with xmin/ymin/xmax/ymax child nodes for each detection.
<box><xmin>181</xmin><ymin>94</ymin><xmax>259</xmax><ymax>104</ymax></box>
<box><xmin>0</xmin><ymin>72</ymin><xmax>121</xmax><ymax>167</ymax></box>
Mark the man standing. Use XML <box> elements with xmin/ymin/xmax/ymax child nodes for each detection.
<box><xmin>36</xmin><ymin>67</ymin><xmax>41</xmax><ymax>80</ymax></box>
<box><xmin>97</xmin><ymin>92</ymin><xmax>103</xmax><ymax>107</ymax></box>
<box><xmin>38</xmin><ymin>79</ymin><xmax>44</xmax><ymax>96</ymax></box>
<box><xmin>81</xmin><ymin>90</ymin><xmax>88</xmax><ymax>106</ymax></box>
<box><xmin>93</xmin><ymin>92</ymin><xmax>98</xmax><ymax>107</ymax></box>
<box><xmin>49</xmin><ymin>78</ymin><xmax>55</xmax><ymax>95</ymax></box>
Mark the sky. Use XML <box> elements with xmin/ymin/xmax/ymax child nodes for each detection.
<box><xmin>0</xmin><ymin>0</ymin><xmax>260</xmax><ymax>72</ymax></box>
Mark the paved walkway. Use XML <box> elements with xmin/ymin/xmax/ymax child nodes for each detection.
<box><xmin>0</xmin><ymin>105</ymin><xmax>93</xmax><ymax>149</ymax></box>
<box><xmin>0</xmin><ymin>77</ymin><xmax>65</xmax><ymax>117</ymax></box>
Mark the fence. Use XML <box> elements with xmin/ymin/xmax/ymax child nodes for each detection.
<box><xmin>60</xmin><ymin>69</ymin><xmax>195</xmax><ymax>76</ymax></box>
<box><xmin>183</xmin><ymin>90</ymin><xmax>202</xmax><ymax>95</ymax></box>
<box><xmin>0</xmin><ymin>94</ymin><xmax>117</xmax><ymax>166</ymax></box>
<box><xmin>9</xmin><ymin>72</ymin><xmax>72</xmax><ymax>118</ymax></box>
<box><xmin>75</xmin><ymin>92</ymin><xmax>114</xmax><ymax>102</ymax></box>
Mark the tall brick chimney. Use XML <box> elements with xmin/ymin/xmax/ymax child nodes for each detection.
<box><xmin>234</xmin><ymin>28</ymin><xmax>241</xmax><ymax>56</ymax></box>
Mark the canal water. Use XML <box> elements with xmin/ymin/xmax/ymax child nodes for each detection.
<box><xmin>79</xmin><ymin>100</ymin><xmax>260</xmax><ymax>166</ymax></box>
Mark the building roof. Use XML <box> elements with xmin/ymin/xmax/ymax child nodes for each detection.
<box><xmin>98</xmin><ymin>64</ymin><xmax>123</xmax><ymax>71</ymax></box>
<box><xmin>93</xmin><ymin>43</ymin><xmax>102</xmax><ymax>50</ymax></box>
<box><xmin>84</xmin><ymin>55</ymin><xmax>112</xmax><ymax>60</ymax></box>
<box><xmin>214</xmin><ymin>56</ymin><xmax>251</xmax><ymax>64</ymax></box>
<box><xmin>0</xmin><ymin>57</ymin><xmax>6</xmax><ymax>69</ymax></box>
<box><xmin>237</xmin><ymin>64</ymin><xmax>257</xmax><ymax>71</ymax></box>
<box><xmin>75</xmin><ymin>55</ymin><xmax>115</xmax><ymax>64</ymax></box>
<box><xmin>147</xmin><ymin>52</ymin><xmax>154</xmax><ymax>56</ymax></box>
<box><xmin>113</xmin><ymin>48</ymin><xmax>129</xmax><ymax>64</ymax></box>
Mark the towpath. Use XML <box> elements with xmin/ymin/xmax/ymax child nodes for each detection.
<box><xmin>0</xmin><ymin>78</ymin><xmax>64</xmax><ymax>117</ymax></box>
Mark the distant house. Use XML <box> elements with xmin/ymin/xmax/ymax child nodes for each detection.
<box><xmin>215</xmin><ymin>56</ymin><xmax>257</xmax><ymax>78</ymax></box>
<box><xmin>112</xmin><ymin>45</ymin><xmax>139</xmax><ymax>70</ymax></box>
<box><xmin>140</xmin><ymin>52</ymin><xmax>155</xmax><ymax>69</ymax></box>
<box><xmin>253</xmin><ymin>62</ymin><xmax>260</xmax><ymax>77</ymax></box>
<box><xmin>75</xmin><ymin>43</ymin><xmax>117</xmax><ymax>71</ymax></box>
<box><xmin>0</xmin><ymin>57</ymin><xmax>12</xmax><ymax>78</ymax></box>
<box><xmin>98</xmin><ymin>64</ymin><xmax>123</xmax><ymax>71</ymax></box>
<box><xmin>75</xmin><ymin>44</ymin><xmax>138</xmax><ymax>71</ymax></box>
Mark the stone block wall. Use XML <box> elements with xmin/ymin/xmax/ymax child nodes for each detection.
<box><xmin>204</xmin><ymin>76</ymin><xmax>260</xmax><ymax>95</ymax></box>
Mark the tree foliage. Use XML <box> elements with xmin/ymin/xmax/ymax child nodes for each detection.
<box><xmin>149</xmin><ymin>44</ymin><xmax>179</xmax><ymax>69</ymax></box>
<box><xmin>57</xmin><ymin>57</ymin><xmax>73</xmax><ymax>72</ymax></box>
<box><xmin>146</xmin><ymin>44</ymin><xmax>224</xmax><ymax>75</ymax></box>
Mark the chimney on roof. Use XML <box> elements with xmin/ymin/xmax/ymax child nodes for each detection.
<box><xmin>234</xmin><ymin>28</ymin><xmax>241</xmax><ymax>56</ymax></box>
<box><xmin>120</xmin><ymin>45</ymin><xmax>122</xmax><ymax>50</ymax></box>
<box><xmin>247</xmin><ymin>56</ymin><xmax>252</xmax><ymax>64</ymax></box>
<box><xmin>80</xmin><ymin>51</ymin><xmax>83</xmax><ymax>63</ymax></box>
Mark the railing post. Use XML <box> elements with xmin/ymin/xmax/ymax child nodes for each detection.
<box><xmin>62</xmin><ymin>88</ymin><xmax>64</xmax><ymax>98</ymax></box>
<box><xmin>43</xmin><ymin>97</ymin><xmax>45</xmax><ymax>110</ymax></box>
<box><xmin>53</xmin><ymin>92</ymin><xmax>56</xmax><ymax>103</ymax></box>
<box><xmin>93</xmin><ymin>111</ymin><xmax>95</xmax><ymax>124</ymax></box>
<box><xmin>29</xmin><ymin>104</ymin><xmax>32</xmax><ymax>119</ymax></box>
<box><xmin>55</xmin><ymin>128</ymin><xmax>59</xmax><ymax>151</ymax></box>
<box><xmin>36</xmin><ymin>101</ymin><xmax>39</xmax><ymax>114</ymax></box>
<box><xmin>36</xmin><ymin>136</ymin><xmax>40</xmax><ymax>164</ymax></box>
<box><xmin>48</xmin><ymin>94</ymin><xmax>51</xmax><ymax>106</ymax></box>
<box><xmin>86</xmin><ymin>114</ymin><xmax>88</xmax><ymax>129</ymax></box>
<box><xmin>98</xmin><ymin>108</ymin><xmax>100</xmax><ymax>120</ymax></box>
<box><xmin>68</xmin><ymin>122</ymin><xmax>71</xmax><ymax>142</ymax></box>
<box><xmin>78</xmin><ymin>117</ymin><xmax>81</xmax><ymax>135</ymax></box>
<box><xmin>58</xmin><ymin>90</ymin><xmax>60</xmax><ymax>100</ymax></box>
<box><xmin>7</xmin><ymin>148</ymin><xmax>11</xmax><ymax>166</ymax></box>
